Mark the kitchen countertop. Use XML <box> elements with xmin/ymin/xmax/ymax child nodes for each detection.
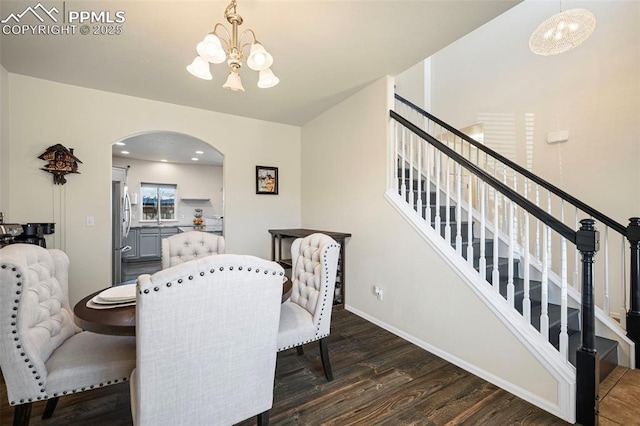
<box><xmin>178</xmin><ymin>226</ymin><xmax>223</xmax><ymax>234</ymax></box>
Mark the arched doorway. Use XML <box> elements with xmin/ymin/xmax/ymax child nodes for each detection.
<box><xmin>111</xmin><ymin>131</ymin><xmax>224</xmax><ymax>285</ymax></box>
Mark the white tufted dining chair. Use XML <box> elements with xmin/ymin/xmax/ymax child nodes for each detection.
<box><xmin>0</xmin><ymin>244</ymin><xmax>136</xmax><ymax>426</ymax></box>
<box><xmin>277</xmin><ymin>233</ymin><xmax>340</xmax><ymax>381</ymax></box>
<box><xmin>161</xmin><ymin>231</ymin><xmax>225</xmax><ymax>269</ymax></box>
<box><xmin>131</xmin><ymin>254</ymin><xmax>284</xmax><ymax>426</ymax></box>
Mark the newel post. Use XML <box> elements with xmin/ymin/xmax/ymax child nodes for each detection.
<box><xmin>576</xmin><ymin>218</ymin><xmax>600</xmax><ymax>426</ymax></box>
<box><xmin>626</xmin><ymin>217</ymin><xmax>640</xmax><ymax>367</ymax></box>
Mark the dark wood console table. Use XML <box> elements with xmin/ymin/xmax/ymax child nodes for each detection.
<box><xmin>268</xmin><ymin>229</ymin><xmax>351</xmax><ymax>305</ymax></box>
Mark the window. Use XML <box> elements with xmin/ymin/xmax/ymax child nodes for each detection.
<box><xmin>141</xmin><ymin>183</ymin><xmax>176</xmax><ymax>222</ymax></box>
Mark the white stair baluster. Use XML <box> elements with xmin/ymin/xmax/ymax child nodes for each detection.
<box><xmin>573</xmin><ymin>208</ymin><xmax>580</xmax><ymax>289</ymax></box>
<box><xmin>492</xmin><ymin>187</ymin><xmax>500</xmax><ymax>290</ymax></box>
<box><xmin>507</xmin><ymin>198</ymin><xmax>515</xmax><ymax>307</ymax></box>
<box><xmin>467</xmin><ymin>168</ymin><xmax>474</xmax><ymax>265</ymax></box>
<box><xmin>603</xmin><ymin>226</ymin><xmax>610</xmax><ymax>316</ymax></box>
<box><xmin>502</xmin><ymin>166</ymin><xmax>508</xmax><ymax>231</ymax></box>
<box><xmin>394</xmin><ymin>122</ymin><xmax>400</xmax><ymax>195</ymax></box>
<box><xmin>560</xmin><ymin>231</ymin><xmax>569</xmax><ymax>361</ymax></box>
<box><xmin>535</xmin><ymin>185</ymin><xmax>541</xmax><ymax>259</ymax></box>
<box><xmin>523</xmin><ymin>212</ymin><xmax>531</xmax><ymax>322</ymax></box>
<box><xmin>417</xmin><ymin>137</ymin><xmax>423</xmax><ymax>220</ymax></box>
<box><xmin>425</xmin><ymin>142</ymin><xmax>432</xmax><ymax>224</ymax></box>
<box><xmin>455</xmin><ymin>163</ymin><xmax>462</xmax><ymax>255</ymax></box>
<box><xmin>479</xmin><ymin>180</ymin><xmax>487</xmax><ymax>281</ymax></box>
<box><xmin>400</xmin><ymin>127</ymin><xmax>407</xmax><ymax>200</ymax></box>
<box><xmin>547</xmin><ymin>192</ymin><xmax>553</xmax><ymax>270</ymax></box>
<box><xmin>621</xmin><ymin>240</ymin><xmax>628</xmax><ymax>329</ymax></box>
<box><xmin>435</xmin><ymin>149</ymin><xmax>441</xmax><ymax>233</ymax></box>
<box><xmin>408</xmin><ymin>132</ymin><xmax>415</xmax><ymax>210</ymax></box>
<box><xmin>541</xmin><ymin>223</ymin><xmax>550</xmax><ymax>342</ymax></box>
<box><xmin>444</xmin><ymin>152</ymin><xmax>452</xmax><ymax>244</ymax></box>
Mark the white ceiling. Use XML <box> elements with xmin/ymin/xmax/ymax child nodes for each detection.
<box><xmin>113</xmin><ymin>132</ymin><xmax>224</xmax><ymax>166</ymax></box>
<box><xmin>1</xmin><ymin>0</ymin><xmax>521</xmax><ymax>163</ymax></box>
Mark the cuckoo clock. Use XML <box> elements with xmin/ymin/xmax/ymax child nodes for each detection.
<box><xmin>38</xmin><ymin>144</ymin><xmax>82</xmax><ymax>185</ymax></box>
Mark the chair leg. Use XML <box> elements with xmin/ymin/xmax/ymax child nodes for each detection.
<box><xmin>319</xmin><ymin>337</ymin><xmax>333</xmax><ymax>381</ymax></box>
<box><xmin>42</xmin><ymin>397</ymin><xmax>59</xmax><ymax>419</ymax></box>
<box><xmin>13</xmin><ymin>402</ymin><xmax>32</xmax><ymax>426</ymax></box>
<box><xmin>296</xmin><ymin>345</ymin><xmax>304</xmax><ymax>356</ymax></box>
<box><xmin>257</xmin><ymin>409</ymin><xmax>269</xmax><ymax>426</ymax></box>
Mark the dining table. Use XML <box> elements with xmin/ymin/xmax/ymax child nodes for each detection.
<box><xmin>73</xmin><ymin>276</ymin><xmax>293</xmax><ymax>336</ymax></box>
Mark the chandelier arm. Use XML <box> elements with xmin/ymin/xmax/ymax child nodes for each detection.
<box><xmin>239</xmin><ymin>28</ymin><xmax>258</xmax><ymax>45</ymax></box>
<box><xmin>212</xmin><ymin>23</ymin><xmax>231</xmax><ymax>50</ymax></box>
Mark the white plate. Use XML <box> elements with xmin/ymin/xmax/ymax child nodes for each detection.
<box><xmin>91</xmin><ymin>294</ymin><xmax>135</xmax><ymax>305</ymax></box>
<box><xmin>96</xmin><ymin>283</ymin><xmax>136</xmax><ymax>302</ymax></box>
<box><xmin>86</xmin><ymin>299</ymin><xmax>136</xmax><ymax>310</ymax></box>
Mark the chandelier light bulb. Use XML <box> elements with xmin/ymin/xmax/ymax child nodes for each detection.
<box><xmin>257</xmin><ymin>68</ymin><xmax>279</xmax><ymax>89</ymax></box>
<box><xmin>197</xmin><ymin>34</ymin><xmax>226</xmax><ymax>64</ymax></box>
<box><xmin>247</xmin><ymin>43</ymin><xmax>273</xmax><ymax>71</ymax></box>
<box><xmin>223</xmin><ymin>71</ymin><xmax>245</xmax><ymax>92</ymax></box>
<box><xmin>186</xmin><ymin>56</ymin><xmax>213</xmax><ymax>80</ymax></box>
<box><xmin>529</xmin><ymin>8</ymin><xmax>596</xmax><ymax>56</ymax></box>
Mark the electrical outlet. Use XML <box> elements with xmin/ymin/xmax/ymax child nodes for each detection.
<box><xmin>373</xmin><ymin>286</ymin><xmax>383</xmax><ymax>301</ymax></box>
<box><xmin>86</xmin><ymin>216</ymin><xmax>95</xmax><ymax>227</ymax></box>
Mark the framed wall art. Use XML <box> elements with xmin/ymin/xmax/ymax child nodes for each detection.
<box><xmin>256</xmin><ymin>166</ymin><xmax>278</xmax><ymax>195</ymax></box>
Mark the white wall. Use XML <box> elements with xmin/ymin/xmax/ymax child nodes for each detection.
<box><xmin>112</xmin><ymin>157</ymin><xmax>224</xmax><ymax>227</ymax></box>
<box><xmin>394</xmin><ymin>59</ymin><xmax>426</xmax><ymax>110</ymax></box>
<box><xmin>6</xmin><ymin>74</ymin><xmax>301</xmax><ymax>304</ymax></box>
<box><xmin>430</xmin><ymin>0</ymin><xmax>640</xmax><ymax>225</ymax></box>
<box><xmin>300</xmin><ymin>77</ymin><xmax>563</xmax><ymax>417</ymax></box>
<box><xmin>0</xmin><ymin>65</ymin><xmax>8</xmax><ymax>214</ymax></box>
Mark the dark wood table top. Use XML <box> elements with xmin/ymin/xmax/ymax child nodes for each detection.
<box><xmin>74</xmin><ymin>277</ymin><xmax>293</xmax><ymax>336</ymax></box>
<box><xmin>268</xmin><ymin>228</ymin><xmax>352</xmax><ymax>240</ymax></box>
<box><xmin>74</xmin><ymin>289</ymin><xmax>136</xmax><ymax>336</ymax></box>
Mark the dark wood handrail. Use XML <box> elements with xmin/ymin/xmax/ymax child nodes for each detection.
<box><xmin>391</xmin><ymin>110</ymin><xmax>577</xmax><ymax>244</ymax></box>
<box><xmin>394</xmin><ymin>94</ymin><xmax>626</xmax><ymax>236</ymax></box>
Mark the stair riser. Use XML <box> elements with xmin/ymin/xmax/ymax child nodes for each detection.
<box><xmin>404</xmin><ymin>190</ymin><xmax>437</xmax><ymax>205</ymax></box>
<box><xmin>417</xmin><ymin>205</ymin><xmax>457</xmax><ymax>222</ymax></box>
<box><xmin>478</xmin><ymin>261</ymin><xmax>519</xmax><ymax>281</ymax></box>
<box><xmin>434</xmin><ymin>222</ymin><xmax>474</xmax><ymax>242</ymax></box>
<box><xmin>460</xmin><ymin>240</ymin><xmax>496</xmax><ymax>262</ymax></box>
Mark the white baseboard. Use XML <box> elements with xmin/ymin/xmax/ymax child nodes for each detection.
<box><xmin>344</xmin><ymin>304</ymin><xmax>575</xmax><ymax>423</ymax></box>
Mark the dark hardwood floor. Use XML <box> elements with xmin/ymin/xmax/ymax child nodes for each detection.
<box><xmin>120</xmin><ymin>259</ymin><xmax>162</xmax><ymax>283</ymax></box>
<box><xmin>2</xmin><ymin>308</ymin><xmax>635</xmax><ymax>425</ymax></box>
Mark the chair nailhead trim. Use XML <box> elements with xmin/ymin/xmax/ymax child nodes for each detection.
<box><xmin>140</xmin><ymin>265</ymin><xmax>281</xmax><ymax>299</ymax></box>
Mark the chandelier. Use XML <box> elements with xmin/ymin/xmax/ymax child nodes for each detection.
<box><xmin>186</xmin><ymin>0</ymin><xmax>278</xmax><ymax>92</ymax></box>
<box><xmin>529</xmin><ymin>8</ymin><xmax>596</xmax><ymax>56</ymax></box>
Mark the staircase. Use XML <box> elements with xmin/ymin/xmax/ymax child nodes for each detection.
<box><xmin>390</xmin><ymin>94</ymin><xmax>638</xmax><ymax>425</ymax></box>
<box><xmin>404</xmin><ymin>178</ymin><xmax>620</xmax><ymax>382</ymax></box>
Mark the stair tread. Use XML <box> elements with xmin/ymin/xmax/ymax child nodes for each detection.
<box><xmin>566</xmin><ymin>333</ymin><xmax>619</xmax><ymax>365</ymax></box>
<box><xmin>529</xmin><ymin>303</ymin><xmax>580</xmax><ymax>330</ymax></box>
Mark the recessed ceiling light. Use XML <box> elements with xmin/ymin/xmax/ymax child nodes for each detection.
<box><xmin>114</xmin><ymin>142</ymin><xmax>126</xmax><ymax>146</ymax></box>
<box><xmin>195</xmin><ymin>150</ymin><xmax>204</xmax><ymax>155</ymax></box>
<box><xmin>191</xmin><ymin>158</ymin><xmax>199</xmax><ymax>161</ymax></box>
<box><xmin>121</xmin><ymin>151</ymin><xmax>130</xmax><ymax>154</ymax></box>
<box><xmin>160</xmin><ymin>159</ymin><xmax>168</xmax><ymax>163</ymax></box>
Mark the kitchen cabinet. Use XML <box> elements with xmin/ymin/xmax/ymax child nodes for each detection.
<box><xmin>139</xmin><ymin>228</ymin><xmax>161</xmax><ymax>259</ymax></box>
<box><xmin>125</xmin><ymin>226</ymin><xmax>179</xmax><ymax>260</ymax></box>
<box><xmin>122</xmin><ymin>228</ymin><xmax>139</xmax><ymax>260</ymax></box>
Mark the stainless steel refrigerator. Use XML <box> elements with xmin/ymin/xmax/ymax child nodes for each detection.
<box><xmin>111</xmin><ymin>166</ymin><xmax>131</xmax><ymax>285</ymax></box>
